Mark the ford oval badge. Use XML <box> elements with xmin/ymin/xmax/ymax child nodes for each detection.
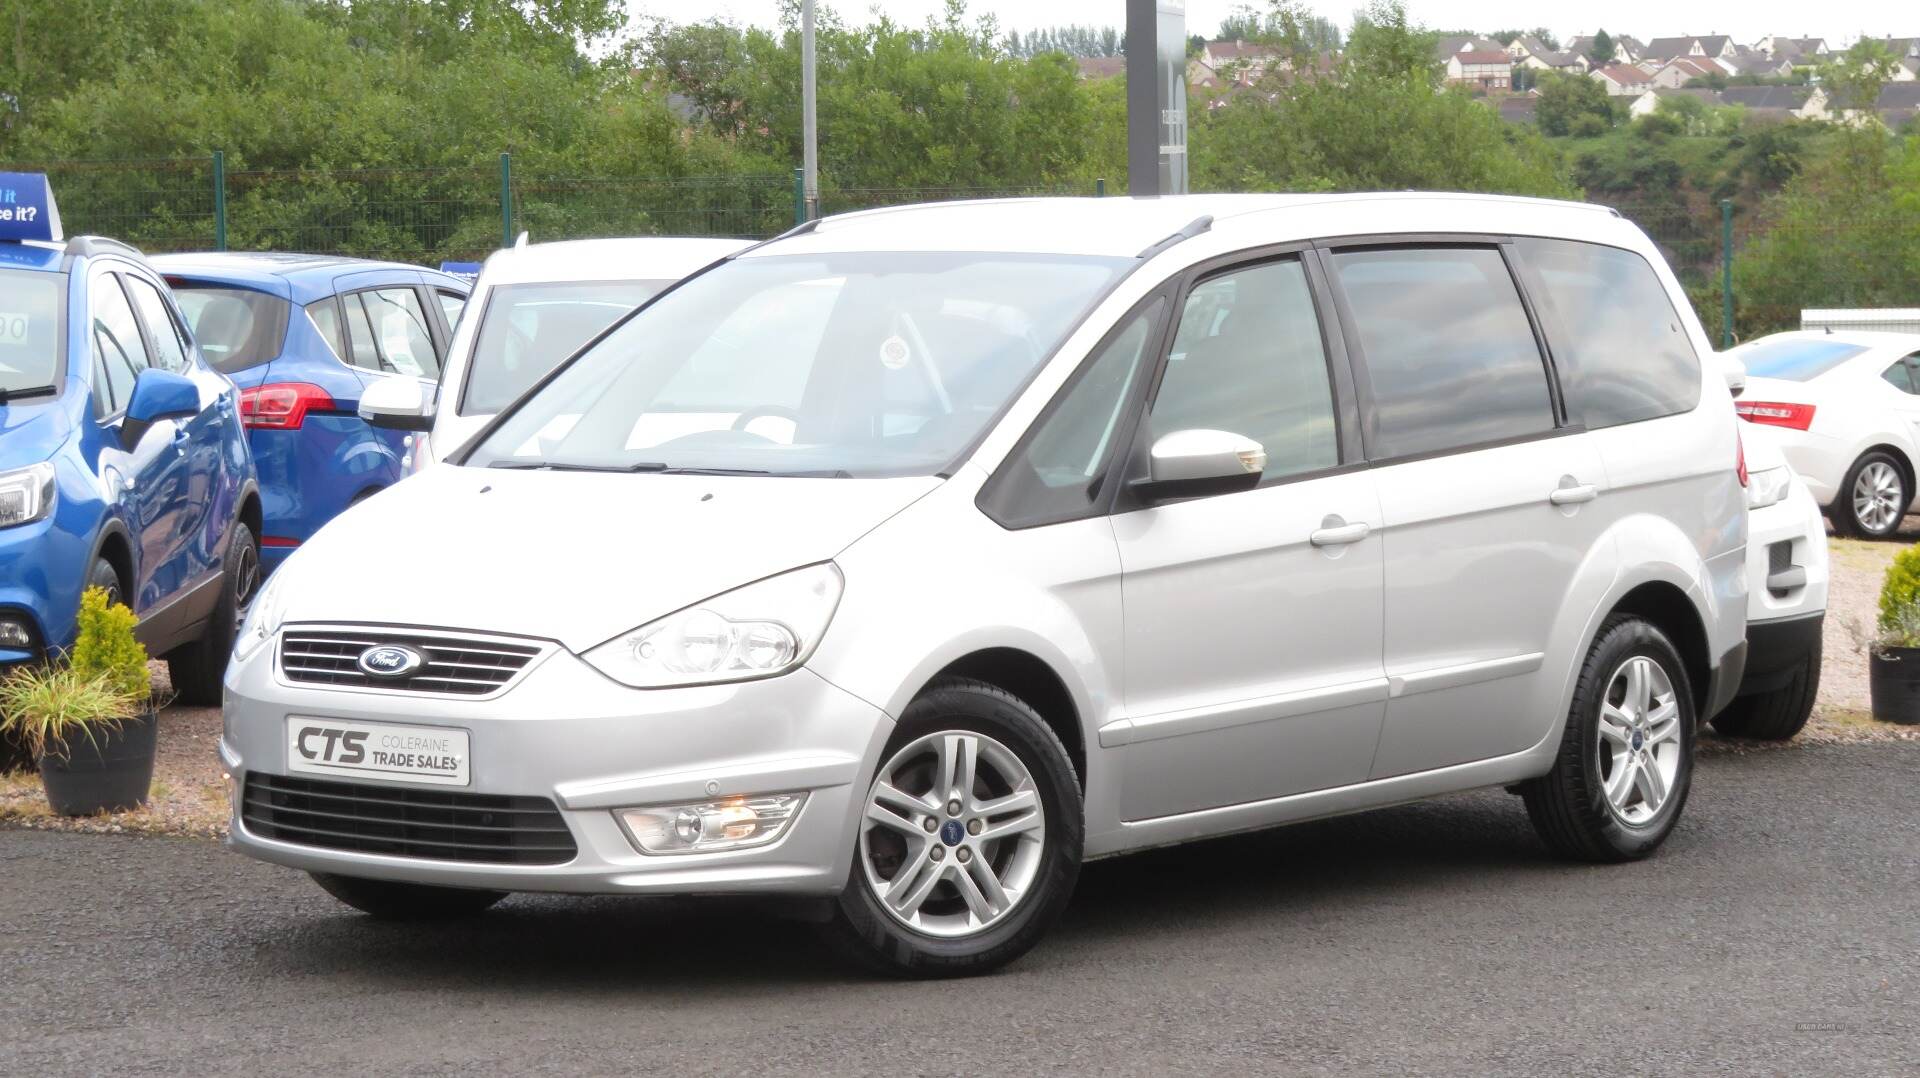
<box><xmin>357</xmin><ymin>644</ymin><xmax>424</xmax><ymax>679</ymax></box>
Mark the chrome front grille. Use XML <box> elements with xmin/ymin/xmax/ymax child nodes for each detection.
<box><xmin>279</xmin><ymin>628</ymin><xmax>544</xmax><ymax>695</ymax></box>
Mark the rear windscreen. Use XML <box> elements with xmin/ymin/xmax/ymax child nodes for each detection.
<box><xmin>0</xmin><ymin>268</ymin><xmax>64</xmax><ymax>394</ymax></box>
<box><xmin>1736</xmin><ymin>338</ymin><xmax>1869</xmax><ymax>382</ymax></box>
<box><xmin>171</xmin><ymin>284</ymin><xmax>291</xmax><ymax>374</ymax></box>
<box><xmin>460</xmin><ymin>280</ymin><xmax>666</xmax><ymax>414</ymax></box>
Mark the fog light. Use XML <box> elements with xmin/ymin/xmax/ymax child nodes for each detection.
<box><xmin>619</xmin><ymin>793</ymin><xmax>807</xmax><ymax>855</ymax></box>
<box><xmin>0</xmin><ymin>617</ymin><xmax>32</xmax><ymax>648</ymax></box>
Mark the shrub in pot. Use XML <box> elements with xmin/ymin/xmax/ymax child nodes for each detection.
<box><xmin>1868</xmin><ymin>546</ymin><xmax>1920</xmax><ymax>725</ymax></box>
<box><xmin>0</xmin><ymin>588</ymin><xmax>156</xmax><ymax>815</ymax></box>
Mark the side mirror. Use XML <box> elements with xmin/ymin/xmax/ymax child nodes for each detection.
<box><xmin>123</xmin><ymin>367</ymin><xmax>201</xmax><ymax>427</ymax></box>
<box><xmin>1720</xmin><ymin>355</ymin><xmax>1747</xmax><ymax>397</ymax></box>
<box><xmin>1135</xmin><ymin>429</ymin><xmax>1266</xmax><ymax>503</ymax></box>
<box><xmin>359</xmin><ymin>377</ymin><xmax>435</xmax><ymax>433</ymax></box>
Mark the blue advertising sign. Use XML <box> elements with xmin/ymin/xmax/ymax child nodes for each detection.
<box><xmin>439</xmin><ymin>261</ymin><xmax>483</xmax><ymax>284</ymax></box>
<box><xmin>0</xmin><ymin>172</ymin><xmax>63</xmax><ymax>243</ymax></box>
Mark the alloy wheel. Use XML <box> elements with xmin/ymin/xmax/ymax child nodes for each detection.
<box><xmin>1852</xmin><ymin>460</ymin><xmax>1904</xmax><ymax>535</ymax></box>
<box><xmin>1595</xmin><ymin>656</ymin><xmax>1683</xmax><ymax>826</ymax></box>
<box><xmin>860</xmin><ymin>730</ymin><xmax>1047</xmax><ymax>939</ymax></box>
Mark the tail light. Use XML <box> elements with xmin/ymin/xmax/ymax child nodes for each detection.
<box><xmin>239</xmin><ymin>383</ymin><xmax>334</xmax><ymax>430</ymax></box>
<box><xmin>1734</xmin><ymin>400</ymin><xmax>1815</xmax><ymax>431</ymax></box>
<box><xmin>1736</xmin><ymin>430</ymin><xmax>1748</xmax><ymax>488</ymax></box>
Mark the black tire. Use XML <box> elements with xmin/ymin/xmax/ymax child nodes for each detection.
<box><xmin>1833</xmin><ymin>450</ymin><xmax>1909</xmax><ymax>539</ymax></box>
<box><xmin>310</xmin><ymin>872</ymin><xmax>507</xmax><ymax>920</ymax></box>
<box><xmin>1711</xmin><ymin>636</ymin><xmax>1821</xmax><ymax>741</ymax></box>
<box><xmin>165</xmin><ymin>521</ymin><xmax>260</xmax><ymax>707</ymax></box>
<box><xmin>88</xmin><ymin>556</ymin><xmax>125</xmax><ymax>608</ymax></box>
<box><xmin>1521</xmin><ymin>616</ymin><xmax>1696</xmax><ymax>863</ymax></box>
<box><xmin>822</xmin><ymin>677</ymin><xmax>1083</xmax><ymax>978</ymax></box>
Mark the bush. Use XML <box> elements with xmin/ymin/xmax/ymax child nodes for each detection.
<box><xmin>1879</xmin><ymin>545</ymin><xmax>1920</xmax><ymax>633</ymax></box>
<box><xmin>68</xmin><ymin>587</ymin><xmax>150</xmax><ymax>705</ymax></box>
<box><xmin>1569</xmin><ymin>113</ymin><xmax>1609</xmax><ymax>138</ymax></box>
<box><xmin>0</xmin><ymin>666</ymin><xmax>137</xmax><ymax>763</ymax></box>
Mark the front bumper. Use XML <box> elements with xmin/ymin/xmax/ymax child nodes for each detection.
<box><xmin>222</xmin><ymin>633</ymin><xmax>893</xmax><ymax>895</ymax></box>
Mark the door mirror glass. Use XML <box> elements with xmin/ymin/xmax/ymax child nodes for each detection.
<box><xmin>123</xmin><ymin>367</ymin><xmax>200</xmax><ymax>425</ymax></box>
<box><xmin>1138</xmin><ymin>429</ymin><xmax>1265</xmax><ymax>502</ymax></box>
<box><xmin>359</xmin><ymin>376</ymin><xmax>435</xmax><ymax>432</ymax></box>
<box><xmin>1720</xmin><ymin>355</ymin><xmax>1747</xmax><ymax>396</ymax></box>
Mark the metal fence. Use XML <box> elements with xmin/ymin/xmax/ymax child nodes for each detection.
<box><xmin>11</xmin><ymin>154</ymin><xmax>1822</xmax><ymax>345</ymax></box>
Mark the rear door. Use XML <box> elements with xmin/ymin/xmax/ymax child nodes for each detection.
<box><xmin>1321</xmin><ymin>241</ymin><xmax>1608</xmax><ymax>778</ymax></box>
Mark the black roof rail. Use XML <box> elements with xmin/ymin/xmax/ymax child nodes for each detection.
<box><xmin>727</xmin><ymin>216</ymin><xmax>821</xmax><ymax>261</ymax></box>
<box><xmin>64</xmin><ymin>235</ymin><xmax>144</xmax><ymax>260</ymax></box>
<box><xmin>1137</xmin><ymin>215</ymin><xmax>1213</xmax><ymax>259</ymax></box>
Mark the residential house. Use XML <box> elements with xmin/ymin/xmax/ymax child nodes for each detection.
<box><xmin>1074</xmin><ymin>56</ymin><xmax>1126</xmax><ymax>81</ymax></box>
<box><xmin>1200</xmin><ymin>39</ymin><xmax>1280</xmax><ymax>85</ymax></box>
<box><xmin>1568</xmin><ymin>33</ymin><xmax>1645</xmax><ymax>65</ymax></box>
<box><xmin>1590</xmin><ymin>63</ymin><xmax>1655</xmax><ymax>96</ymax></box>
<box><xmin>1877</xmin><ymin>37</ymin><xmax>1919</xmax><ymax>59</ymax></box>
<box><xmin>1755</xmin><ymin>36</ymin><xmax>1827</xmax><ymax>62</ymax></box>
<box><xmin>1718</xmin><ymin>84</ymin><xmax>1818</xmax><ymax>122</ymax></box>
<box><xmin>1648</xmin><ymin>56</ymin><xmax>1726</xmax><ymax>88</ymax></box>
<box><xmin>1726</xmin><ymin>53</ymin><xmax>1796</xmax><ymax>79</ymax></box>
<box><xmin>1517</xmin><ymin>49</ymin><xmax>1588</xmax><ymax>74</ymax></box>
<box><xmin>1896</xmin><ymin>58</ymin><xmax>1920</xmax><ymax>83</ymax></box>
<box><xmin>1497</xmin><ymin>95</ymin><xmax>1539</xmax><ymax>124</ymax></box>
<box><xmin>1504</xmin><ymin>35</ymin><xmax>1552</xmax><ymax>61</ymax></box>
<box><xmin>1628</xmin><ymin>87</ymin><xmax>1720</xmax><ymax>118</ymax></box>
<box><xmin>1643</xmin><ymin>35</ymin><xmax>1740</xmax><ymax>67</ymax></box>
<box><xmin>1434</xmin><ymin>35</ymin><xmax>1504</xmax><ymax>64</ymax></box>
<box><xmin>1875</xmin><ymin>83</ymin><xmax>1920</xmax><ymax>129</ymax></box>
<box><xmin>1445</xmin><ymin>49</ymin><xmax>1513</xmax><ymax>91</ymax></box>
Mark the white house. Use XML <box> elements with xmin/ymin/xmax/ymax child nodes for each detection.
<box><xmin>1591</xmin><ymin>63</ymin><xmax>1655</xmax><ymax>96</ymax></box>
<box><xmin>1445</xmin><ymin>49</ymin><xmax>1513</xmax><ymax>91</ymax></box>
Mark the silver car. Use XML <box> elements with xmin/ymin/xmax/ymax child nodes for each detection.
<box><xmin>224</xmin><ymin>194</ymin><xmax>1748</xmax><ymax>976</ymax></box>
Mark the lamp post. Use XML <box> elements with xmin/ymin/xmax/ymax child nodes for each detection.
<box><xmin>802</xmin><ymin>0</ymin><xmax>819</xmax><ymax>221</ymax></box>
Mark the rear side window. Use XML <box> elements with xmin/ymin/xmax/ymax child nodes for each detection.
<box><xmin>306</xmin><ymin>298</ymin><xmax>348</xmax><ymax>362</ymax></box>
<box><xmin>1516</xmin><ymin>238</ymin><xmax>1700</xmax><ymax>428</ymax></box>
<box><xmin>1885</xmin><ymin>361</ymin><xmax>1916</xmax><ymax>394</ymax></box>
<box><xmin>123</xmin><ymin>276</ymin><xmax>190</xmax><ymax>374</ymax></box>
<box><xmin>171</xmin><ymin>285</ymin><xmax>290</xmax><ymax>374</ymax></box>
<box><xmin>357</xmin><ymin>288</ymin><xmax>439</xmax><ymax>378</ymax></box>
<box><xmin>1331</xmin><ymin>247</ymin><xmax>1554</xmax><ymax>460</ymax></box>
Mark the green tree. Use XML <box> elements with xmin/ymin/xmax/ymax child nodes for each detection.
<box><xmin>1589</xmin><ymin>30</ymin><xmax>1616</xmax><ymax>65</ymax></box>
<box><xmin>1534</xmin><ymin>70</ymin><xmax>1613</xmax><ymax>137</ymax></box>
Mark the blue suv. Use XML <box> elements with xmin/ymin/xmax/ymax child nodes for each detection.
<box><xmin>151</xmin><ymin>254</ymin><xmax>469</xmax><ymax>571</ymax></box>
<box><xmin>0</xmin><ymin>174</ymin><xmax>261</xmax><ymax>709</ymax></box>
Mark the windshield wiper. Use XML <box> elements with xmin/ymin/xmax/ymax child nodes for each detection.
<box><xmin>487</xmin><ymin>461</ymin><xmax>851</xmax><ymax>478</ymax></box>
<box><xmin>487</xmin><ymin>460</ymin><xmax>657</xmax><ymax>473</ymax></box>
<box><xmin>0</xmin><ymin>385</ymin><xmax>57</xmax><ymax>404</ymax></box>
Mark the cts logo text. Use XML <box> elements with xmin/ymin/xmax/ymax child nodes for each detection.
<box><xmin>296</xmin><ymin>726</ymin><xmax>367</xmax><ymax>765</ymax></box>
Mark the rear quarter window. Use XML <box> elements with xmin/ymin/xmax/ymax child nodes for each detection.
<box><xmin>171</xmin><ymin>285</ymin><xmax>291</xmax><ymax>374</ymax></box>
<box><xmin>1515</xmin><ymin>238</ymin><xmax>1701</xmax><ymax>428</ymax></box>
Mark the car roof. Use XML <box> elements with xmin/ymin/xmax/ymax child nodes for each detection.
<box><xmin>477</xmin><ymin>237</ymin><xmax>753</xmax><ymax>286</ymax></box>
<box><xmin>750</xmin><ymin>192</ymin><xmax>1628</xmax><ymax>259</ymax></box>
<box><xmin>0</xmin><ymin>238</ymin><xmax>67</xmax><ymax>273</ymax></box>
<box><xmin>151</xmin><ymin>251</ymin><xmax>466</xmax><ymax>302</ymax></box>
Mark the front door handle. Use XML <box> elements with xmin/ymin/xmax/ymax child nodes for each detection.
<box><xmin>1310</xmin><ymin>521</ymin><xmax>1371</xmax><ymax>547</ymax></box>
<box><xmin>1549</xmin><ymin>484</ymin><xmax>1598</xmax><ymax>506</ymax></box>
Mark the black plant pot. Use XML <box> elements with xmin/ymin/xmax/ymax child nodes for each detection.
<box><xmin>1869</xmin><ymin>648</ymin><xmax>1920</xmax><ymax>726</ymax></box>
<box><xmin>37</xmin><ymin>709</ymin><xmax>158</xmax><ymax>816</ymax></box>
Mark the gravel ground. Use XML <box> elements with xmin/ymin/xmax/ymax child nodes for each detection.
<box><xmin>5</xmin><ymin>520</ymin><xmax>1918</xmax><ymax>835</ymax></box>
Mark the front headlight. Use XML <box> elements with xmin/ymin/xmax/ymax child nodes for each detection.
<box><xmin>0</xmin><ymin>462</ymin><xmax>56</xmax><ymax>529</ymax></box>
<box><xmin>1747</xmin><ymin>465</ymin><xmax>1792</xmax><ymax>509</ymax></box>
<box><xmin>232</xmin><ymin>570</ymin><xmax>289</xmax><ymax>663</ymax></box>
<box><xmin>583</xmin><ymin>563</ymin><xmax>844</xmax><ymax>688</ymax></box>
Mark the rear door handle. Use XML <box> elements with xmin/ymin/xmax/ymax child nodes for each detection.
<box><xmin>1309</xmin><ymin>522</ymin><xmax>1371</xmax><ymax>547</ymax></box>
<box><xmin>1549</xmin><ymin>484</ymin><xmax>1598</xmax><ymax>506</ymax></box>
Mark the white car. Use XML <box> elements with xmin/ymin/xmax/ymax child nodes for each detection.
<box><xmin>226</xmin><ymin>193</ymin><xmax>1746</xmax><ymax>976</ymax></box>
<box><xmin>388</xmin><ymin>236</ymin><xmax>751</xmax><ymax>468</ymax></box>
<box><xmin>1718</xmin><ymin>421</ymin><xmax>1828</xmax><ymax>739</ymax></box>
<box><xmin>1726</xmin><ymin>329</ymin><xmax>1920</xmax><ymax>539</ymax></box>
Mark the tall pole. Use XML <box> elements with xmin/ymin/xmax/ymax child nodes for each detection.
<box><xmin>802</xmin><ymin>0</ymin><xmax>819</xmax><ymax>221</ymax></box>
<box><xmin>1720</xmin><ymin>198</ymin><xmax>1735</xmax><ymax>349</ymax></box>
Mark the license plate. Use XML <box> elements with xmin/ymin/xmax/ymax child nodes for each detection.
<box><xmin>286</xmin><ymin>718</ymin><xmax>470</xmax><ymax>787</ymax></box>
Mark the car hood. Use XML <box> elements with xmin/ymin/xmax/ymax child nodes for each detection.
<box><xmin>276</xmin><ymin>465</ymin><xmax>941</xmax><ymax>652</ymax></box>
<box><xmin>0</xmin><ymin>394</ymin><xmax>73</xmax><ymax>465</ymax></box>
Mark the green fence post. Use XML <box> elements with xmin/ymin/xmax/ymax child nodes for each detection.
<box><xmin>212</xmin><ymin>151</ymin><xmax>227</xmax><ymax>252</ymax></box>
<box><xmin>499</xmin><ymin>153</ymin><xmax>514</xmax><ymax>249</ymax></box>
<box><xmin>1096</xmin><ymin>177</ymin><xmax>1106</xmax><ymax>197</ymax></box>
<box><xmin>1719</xmin><ymin>198</ymin><xmax>1734</xmax><ymax>349</ymax></box>
<box><xmin>793</xmin><ymin>168</ymin><xmax>807</xmax><ymax>226</ymax></box>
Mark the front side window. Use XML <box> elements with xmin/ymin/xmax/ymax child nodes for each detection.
<box><xmin>172</xmin><ymin>285</ymin><xmax>290</xmax><ymax>374</ymax></box>
<box><xmin>123</xmin><ymin>276</ymin><xmax>190</xmax><ymax>374</ymax></box>
<box><xmin>461</xmin><ymin>281</ymin><xmax>668</xmax><ymax>416</ymax></box>
<box><xmin>357</xmin><ymin>288</ymin><xmax>438</xmax><ymax>378</ymax></box>
<box><xmin>1149</xmin><ymin>259</ymin><xmax>1338</xmax><ymax>480</ymax></box>
<box><xmin>468</xmin><ymin>252</ymin><xmax>1129</xmax><ymax>478</ymax></box>
<box><xmin>982</xmin><ymin>298</ymin><xmax>1165</xmax><ymax>528</ymax></box>
<box><xmin>1516</xmin><ymin>238</ymin><xmax>1700</xmax><ymax>428</ymax></box>
<box><xmin>91</xmin><ymin>275</ymin><xmax>150</xmax><ymax>415</ymax></box>
<box><xmin>0</xmin><ymin>268</ymin><xmax>65</xmax><ymax>395</ymax></box>
<box><xmin>1332</xmin><ymin>246</ymin><xmax>1554</xmax><ymax>460</ymax></box>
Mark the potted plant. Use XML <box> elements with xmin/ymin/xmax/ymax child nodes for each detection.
<box><xmin>1868</xmin><ymin>545</ymin><xmax>1920</xmax><ymax>725</ymax></box>
<box><xmin>0</xmin><ymin>587</ymin><xmax>158</xmax><ymax>815</ymax></box>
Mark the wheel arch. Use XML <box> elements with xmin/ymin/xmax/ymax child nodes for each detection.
<box><xmin>1852</xmin><ymin>442</ymin><xmax>1916</xmax><ymax>507</ymax></box>
<box><xmin>1605</xmin><ymin>580</ymin><xmax>1712</xmax><ymax>720</ymax></box>
<box><xmin>928</xmin><ymin>647</ymin><xmax>1086</xmax><ymax>788</ymax></box>
<box><xmin>88</xmin><ymin>521</ymin><xmax>135</xmax><ymax>598</ymax></box>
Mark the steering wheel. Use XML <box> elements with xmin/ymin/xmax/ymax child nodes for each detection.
<box><xmin>731</xmin><ymin>405</ymin><xmax>800</xmax><ymax>433</ymax></box>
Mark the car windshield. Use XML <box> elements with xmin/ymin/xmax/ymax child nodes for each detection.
<box><xmin>461</xmin><ymin>280</ymin><xmax>671</xmax><ymax>415</ymax></box>
<box><xmin>171</xmin><ymin>285</ymin><xmax>290</xmax><ymax>374</ymax></box>
<box><xmin>0</xmin><ymin>269</ymin><xmax>65</xmax><ymax>395</ymax></box>
<box><xmin>466</xmin><ymin>252</ymin><xmax>1129</xmax><ymax>478</ymax></box>
<box><xmin>1738</xmin><ymin>338</ymin><xmax>1870</xmax><ymax>382</ymax></box>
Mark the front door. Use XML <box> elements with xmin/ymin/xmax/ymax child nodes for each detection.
<box><xmin>1112</xmin><ymin>255</ymin><xmax>1386</xmax><ymax>822</ymax></box>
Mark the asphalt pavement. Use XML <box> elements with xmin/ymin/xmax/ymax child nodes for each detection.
<box><xmin>3</xmin><ymin>742</ymin><xmax>1916</xmax><ymax>1076</ymax></box>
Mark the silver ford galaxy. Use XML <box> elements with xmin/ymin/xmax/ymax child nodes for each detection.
<box><xmin>224</xmin><ymin>194</ymin><xmax>1748</xmax><ymax>976</ymax></box>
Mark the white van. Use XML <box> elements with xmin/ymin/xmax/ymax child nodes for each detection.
<box><xmin>228</xmin><ymin>195</ymin><xmax>1748</xmax><ymax>976</ymax></box>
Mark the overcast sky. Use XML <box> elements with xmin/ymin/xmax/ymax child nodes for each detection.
<box><xmin>623</xmin><ymin>1</ymin><xmax>1906</xmax><ymax>48</ymax></box>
